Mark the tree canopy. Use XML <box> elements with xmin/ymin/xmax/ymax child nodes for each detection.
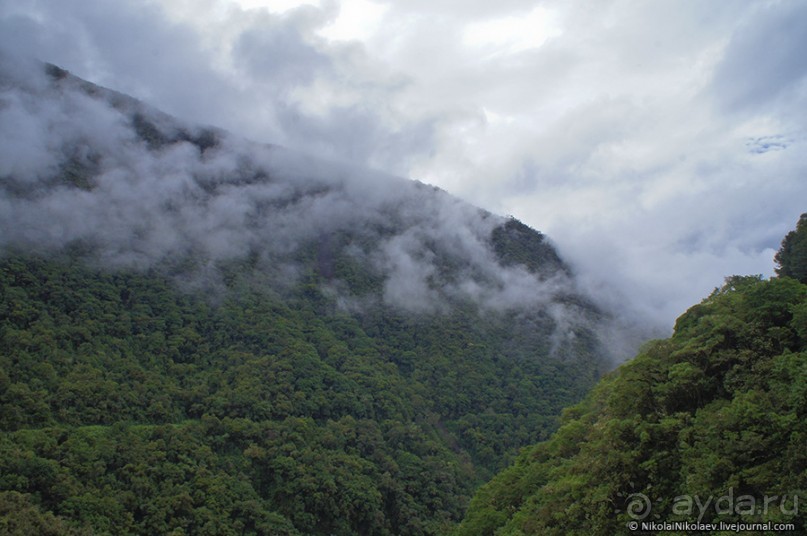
<box><xmin>457</xmin><ymin>257</ymin><xmax>807</xmax><ymax>535</ymax></box>
<box><xmin>0</xmin><ymin>252</ymin><xmax>606</xmax><ymax>535</ymax></box>
<box><xmin>775</xmin><ymin>213</ymin><xmax>807</xmax><ymax>283</ymax></box>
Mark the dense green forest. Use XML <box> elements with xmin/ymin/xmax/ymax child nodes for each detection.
<box><xmin>456</xmin><ymin>216</ymin><xmax>807</xmax><ymax>535</ymax></box>
<box><xmin>0</xmin><ymin>251</ymin><xmax>604</xmax><ymax>535</ymax></box>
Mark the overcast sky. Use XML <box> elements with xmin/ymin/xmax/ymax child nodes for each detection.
<box><xmin>1</xmin><ymin>0</ymin><xmax>806</xmax><ymax>330</ymax></box>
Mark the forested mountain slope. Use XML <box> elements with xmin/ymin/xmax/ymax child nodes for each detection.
<box><xmin>457</xmin><ymin>216</ymin><xmax>807</xmax><ymax>535</ymax></box>
<box><xmin>0</xmin><ymin>56</ymin><xmax>613</xmax><ymax>534</ymax></box>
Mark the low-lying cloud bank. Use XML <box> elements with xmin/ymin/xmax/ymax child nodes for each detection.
<box><xmin>1</xmin><ymin>55</ymin><xmax>632</xmax><ymax>359</ymax></box>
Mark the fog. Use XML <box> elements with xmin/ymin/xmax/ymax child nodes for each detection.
<box><xmin>1</xmin><ymin>54</ymin><xmax>622</xmax><ymax>361</ymax></box>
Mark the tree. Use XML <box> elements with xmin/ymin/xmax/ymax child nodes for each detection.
<box><xmin>775</xmin><ymin>213</ymin><xmax>807</xmax><ymax>283</ymax></box>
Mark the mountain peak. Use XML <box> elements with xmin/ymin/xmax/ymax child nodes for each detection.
<box><xmin>0</xmin><ymin>57</ymin><xmax>620</xmax><ymax>535</ymax></box>
<box><xmin>2</xmin><ymin>60</ymin><xmax>598</xmax><ymax>326</ymax></box>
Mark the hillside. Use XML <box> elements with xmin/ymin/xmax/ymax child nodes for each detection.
<box><xmin>0</xmin><ymin>57</ymin><xmax>613</xmax><ymax>534</ymax></box>
<box><xmin>456</xmin><ymin>217</ymin><xmax>807</xmax><ymax>535</ymax></box>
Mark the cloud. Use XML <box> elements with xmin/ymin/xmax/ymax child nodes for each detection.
<box><xmin>711</xmin><ymin>1</ymin><xmax>807</xmax><ymax>115</ymax></box>
<box><xmin>378</xmin><ymin>230</ymin><xmax>441</xmax><ymax>313</ymax></box>
<box><xmin>0</xmin><ymin>0</ymin><xmax>435</xmax><ymax>175</ymax></box>
<box><xmin>232</xmin><ymin>11</ymin><xmax>331</xmax><ymax>87</ymax></box>
<box><xmin>0</xmin><ymin>58</ymin><xmax>601</xmax><ymax>368</ymax></box>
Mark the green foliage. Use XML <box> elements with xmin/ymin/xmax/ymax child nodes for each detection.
<box><xmin>775</xmin><ymin>213</ymin><xmax>807</xmax><ymax>283</ymax></box>
<box><xmin>0</xmin><ymin>254</ymin><xmax>605</xmax><ymax>534</ymax></box>
<box><xmin>490</xmin><ymin>218</ymin><xmax>566</xmax><ymax>278</ymax></box>
<box><xmin>457</xmin><ymin>275</ymin><xmax>807</xmax><ymax>535</ymax></box>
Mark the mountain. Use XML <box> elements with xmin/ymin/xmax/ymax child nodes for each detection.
<box><xmin>456</xmin><ymin>216</ymin><xmax>807</xmax><ymax>535</ymax></box>
<box><xmin>0</xmin><ymin>55</ymin><xmax>615</xmax><ymax>534</ymax></box>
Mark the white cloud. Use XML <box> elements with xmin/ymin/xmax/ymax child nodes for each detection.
<box><xmin>463</xmin><ymin>6</ymin><xmax>561</xmax><ymax>55</ymax></box>
<box><xmin>234</xmin><ymin>0</ymin><xmax>321</xmax><ymax>12</ymax></box>
<box><xmin>318</xmin><ymin>0</ymin><xmax>387</xmax><ymax>42</ymax></box>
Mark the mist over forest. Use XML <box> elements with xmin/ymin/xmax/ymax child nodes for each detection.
<box><xmin>1</xmin><ymin>53</ymin><xmax>647</xmax><ymax>358</ymax></box>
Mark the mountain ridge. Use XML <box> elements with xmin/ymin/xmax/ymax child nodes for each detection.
<box><xmin>1</xmin><ymin>57</ymin><xmax>597</xmax><ymax>325</ymax></box>
<box><xmin>0</xmin><ymin>57</ymin><xmax>615</xmax><ymax>534</ymax></box>
<box><xmin>455</xmin><ymin>219</ymin><xmax>807</xmax><ymax>535</ymax></box>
